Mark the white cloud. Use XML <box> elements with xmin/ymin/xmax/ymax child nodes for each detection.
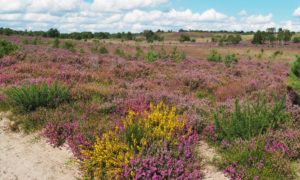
<box><xmin>294</xmin><ymin>7</ymin><xmax>300</xmax><ymax>16</ymax></box>
<box><xmin>0</xmin><ymin>1</ymin><xmax>299</xmax><ymax>32</ymax></box>
<box><xmin>28</xmin><ymin>0</ymin><xmax>83</xmax><ymax>13</ymax></box>
<box><xmin>245</xmin><ymin>13</ymin><xmax>272</xmax><ymax>24</ymax></box>
<box><xmin>238</xmin><ymin>10</ymin><xmax>247</xmax><ymax>16</ymax></box>
<box><xmin>0</xmin><ymin>0</ymin><xmax>27</xmax><ymax>12</ymax></box>
<box><xmin>90</xmin><ymin>0</ymin><xmax>168</xmax><ymax>12</ymax></box>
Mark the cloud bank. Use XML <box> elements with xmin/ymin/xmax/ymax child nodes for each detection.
<box><xmin>0</xmin><ymin>0</ymin><xmax>299</xmax><ymax>32</ymax></box>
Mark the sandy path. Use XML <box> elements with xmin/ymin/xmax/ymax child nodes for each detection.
<box><xmin>0</xmin><ymin>112</ymin><xmax>80</xmax><ymax>180</ymax></box>
<box><xmin>198</xmin><ymin>141</ymin><xmax>229</xmax><ymax>180</ymax></box>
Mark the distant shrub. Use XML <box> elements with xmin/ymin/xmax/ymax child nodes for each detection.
<box><xmin>22</xmin><ymin>38</ymin><xmax>29</xmax><ymax>45</ymax></box>
<box><xmin>0</xmin><ymin>39</ymin><xmax>18</xmax><ymax>58</ymax></box>
<box><xmin>224</xmin><ymin>53</ymin><xmax>238</xmax><ymax>66</ymax></box>
<box><xmin>135</xmin><ymin>46</ymin><xmax>144</xmax><ymax>59</ymax></box>
<box><xmin>143</xmin><ymin>30</ymin><xmax>164</xmax><ymax>43</ymax></box>
<box><xmin>99</xmin><ymin>46</ymin><xmax>108</xmax><ymax>54</ymax></box>
<box><xmin>32</xmin><ymin>37</ymin><xmax>41</xmax><ymax>45</ymax></box>
<box><xmin>293</xmin><ymin>36</ymin><xmax>300</xmax><ymax>43</ymax></box>
<box><xmin>62</xmin><ymin>41</ymin><xmax>75</xmax><ymax>52</ymax></box>
<box><xmin>291</xmin><ymin>55</ymin><xmax>300</xmax><ymax>78</ymax></box>
<box><xmin>114</xmin><ymin>48</ymin><xmax>126</xmax><ymax>57</ymax></box>
<box><xmin>5</xmin><ymin>82</ymin><xmax>72</xmax><ymax>112</ymax></box>
<box><xmin>170</xmin><ymin>47</ymin><xmax>186</xmax><ymax>63</ymax></box>
<box><xmin>52</xmin><ymin>38</ymin><xmax>60</xmax><ymax>48</ymax></box>
<box><xmin>145</xmin><ymin>50</ymin><xmax>160</xmax><ymax>63</ymax></box>
<box><xmin>271</xmin><ymin>50</ymin><xmax>283</xmax><ymax>58</ymax></box>
<box><xmin>179</xmin><ymin>34</ymin><xmax>191</xmax><ymax>42</ymax></box>
<box><xmin>207</xmin><ymin>49</ymin><xmax>222</xmax><ymax>62</ymax></box>
<box><xmin>214</xmin><ymin>96</ymin><xmax>289</xmax><ymax>141</ymax></box>
<box><xmin>212</xmin><ymin>34</ymin><xmax>241</xmax><ymax>45</ymax></box>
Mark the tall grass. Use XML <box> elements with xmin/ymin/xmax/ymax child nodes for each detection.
<box><xmin>214</xmin><ymin>96</ymin><xmax>289</xmax><ymax>141</ymax></box>
<box><xmin>5</xmin><ymin>82</ymin><xmax>72</xmax><ymax>112</ymax></box>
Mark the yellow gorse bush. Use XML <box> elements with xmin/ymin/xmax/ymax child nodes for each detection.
<box><xmin>81</xmin><ymin>102</ymin><xmax>186</xmax><ymax>179</ymax></box>
<box><xmin>81</xmin><ymin>131</ymin><xmax>133</xmax><ymax>179</ymax></box>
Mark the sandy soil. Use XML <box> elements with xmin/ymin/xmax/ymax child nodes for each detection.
<box><xmin>0</xmin><ymin>112</ymin><xmax>80</xmax><ymax>180</ymax></box>
<box><xmin>198</xmin><ymin>141</ymin><xmax>229</xmax><ymax>180</ymax></box>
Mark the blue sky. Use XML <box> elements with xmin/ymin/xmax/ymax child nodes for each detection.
<box><xmin>169</xmin><ymin>0</ymin><xmax>299</xmax><ymax>21</ymax></box>
<box><xmin>0</xmin><ymin>0</ymin><xmax>300</xmax><ymax>32</ymax></box>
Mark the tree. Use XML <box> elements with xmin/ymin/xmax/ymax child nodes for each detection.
<box><xmin>252</xmin><ymin>31</ymin><xmax>265</xmax><ymax>44</ymax></box>
<box><xmin>47</xmin><ymin>28</ymin><xmax>60</xmax><ymax>38</ymax></box>
<box><xmin>143</xmin><ymin>30</ymin><xmax>163</xmax><ymax>43</ymax></box>
<box><xmin>179</xmin><ymin>34</ymin><xmax>191</xmax><ymax>42</ymax></box>
<box><xmin>277</xmin><ymin>28</ymin><xmax>293</xmax><ymax>45</ymax></box>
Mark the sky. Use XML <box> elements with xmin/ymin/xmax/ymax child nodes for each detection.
<box><xmin>0</xmin><ymin>0</ymin><xmax>300</xmax><ymax>33</ymax></box>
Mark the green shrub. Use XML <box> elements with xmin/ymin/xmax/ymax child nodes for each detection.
<box><xmin>135</xmin><ymin>46</ymin><xmax>144</xmax><ymax>59</ymax></box>
<box><xmin>170</xmin><ymin>47</ymin><xmax>186</xmax><ymax>63</ymax></box>
<box><xmin>99</xmin><ymin>46</ymin><xmax>108</xmax><ymax>54</ymax></box>
<box><xmin>62</xmin><ymin>41</ymin><xmax>75</xmax><ymax>52</ymax></box>
<box><xmin>52</xmin><ymin>38</ymin><xmax>60</xmax><ymax>48</ymax></box>
<box><xmin>123</xmin><ymin>120</ymin><xmax>146</xmax><ymax>153</ymax></box>
<box><xmin>214</xmin><ymin>96</ymin><xmax>289</xmax><ymax>141</ymax></box>
<box><xmin>114</xmin><ymin>48</ymin><xmax>126</xmax><ymax>57</ymax></box>
<box><xmin>5</xmin><ymin>82</ymin><xmax>72</xmax><ymax>112</ymax></box>
<box><xmin>207</xmin><ymin>49</ymin><xmax>222</xmax><ymax>62</ymax></box>
<box><xmin>224</xmin><ymin>53</ymin><xmax>238</xmax><ymax>66</ymax></box>
<box><xmin>0</xmin><ymin>39</ymin><xmax>18</xmax><ymax>58</ymax></box>
<box><xmin>22</xmin><ymin>38</ymin><xmax>29</xmax><ymax>45</ymax></box>
<box><xmin>179</xmin><ymin>34</ymin><xmax>191</xmax><ymax>42</ymax></box>
<box><xmin>219</xmin><ymin>139</ymin><xmax>294</xmax><ymax>179</ymax></box>
<box><xmin>291</xmin><ymin>55</ymin><xmax>300</xmax><ymax>78</ymax></box>
<box><xmin>271</xmin><ymin>50</ymin><xmax>283</xmax><ymax>58</ymax></box>
<box><xmin>145</xmin><ymin>50</ymin><xmax>160</xmax><ymax>63</ymax></box>
<box><xmin>32</xmin><ymin>37</ymin><xmax>41</xmax><ymax>45</ymax></box>
<box><xmin>293</xmin><ymin>36</ymin><xmax>300</xmax><ymax>43</ymax></box>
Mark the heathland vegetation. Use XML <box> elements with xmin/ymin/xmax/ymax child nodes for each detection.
<box><xmin>0</xmin><ymin>27</ymin><xmax>300</xmax><ymax>179</ymax></box>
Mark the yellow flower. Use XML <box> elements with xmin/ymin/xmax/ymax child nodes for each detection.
<box><xmin>81</xmin><ymin>131</ymin><xmax>133</xmax><ymax>179</ymax></box>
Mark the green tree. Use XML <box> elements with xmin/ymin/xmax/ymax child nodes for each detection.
<box><xmin>47</xmin><ymin>28</ymin><xmax>60</xmax><ymax>38</ymax></box>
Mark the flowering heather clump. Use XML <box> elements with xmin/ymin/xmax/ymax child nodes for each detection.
<box><xmin>43</xmin><ymin>121</ymin><xmax>79</xmax><ymax>147</ymax></box>
<box><xmin>265</xmin><ymin>130</ymin><xmax>300</xmax><ymax>159</ymax></box>
<box><xmin>220</xmin><ymin>138</ymin><xmax>294</xmax><ymax>180</ymax></box>
<box><xmin>202</xmin><ymin>123</ymin><xmax>217</xmax><ymax>142</ymax></box>
<box><xmin>43</xmin><ymin>121</ymin><xmax>91</xmax><ymax>159</ymax></box>
<box><xmin>80</xmin><ymin>102</ymin><xmax>201</xmax><ymax>179</ymax></box>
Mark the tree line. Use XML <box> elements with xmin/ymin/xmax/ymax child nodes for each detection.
<box><xmin>252</xmin><ymin>28</ymin><xmax>296</xmax><ymax>45</ymax></box>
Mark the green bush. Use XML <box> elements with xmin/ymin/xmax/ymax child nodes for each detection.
<box><xmin>224</xmin><ymin>53</ymin><xmax>238</xmax><ymax>66</ymax></box>
<box><xmin>291</xmin><ymin>55</ymin><xmax>300</xmax><ymax>78</ymax></box>
<box><xmin>62</xmin><ymin>41</ymin><xmax>75</xmax><ymax>52</ymax></box>
<box><xmin>135</xmin><ymin>46</ymin><xmax>144</xmax><ymax>59</ymax></box>
<box><xmin>99</xmin><ymin>46</ymin><xmax>108</xmax><ymax>54</ymax></box>
<box><xmin>207</xmin><ymin>49</ymin><xmax>222</xmax><ymax>62</ymax></box>
<box><xmin>219</xmin><ymin>139</ymin><xmax>294</xmax><ymax>179</ymax></box>
<box><xmin>293</xmin><ymin>36</ymin><xmax>300</xmax><ymax>43</ymax></box>
<box><xmin>145</xmin><ymin>50</ymin><xmax>160</xmax><ymax>63</ymax></box>
<box><xmin>271</xmin><ymin>50</ymin><xmax>283</xmax><ymax>59</ymax></box>
<box><xmin>214</xmin><ymin>96</ymin><xmax>289</xmax><ymax>141</ymax></box>
<box><xmin>179</xmin><ymin>34</ymin><xmax>191</xmax><ymax>42</ymax></box>
<box><xmin>0</xmin><ymin>39</ymin><xmax>18</xmax><ymax>58</ymax></box>
<box><xmin>5</xmin><ymin>82</ymin><xmax>72</xmax><ymax>112</ymax></box>
<box><xmin>114</xmin><ymin>48</ymin><xmax>126</xmax><ymax>57</ymax></box>
<box><xmin>123</xmin><ymin>120</ymin><xmax>146</xmax><ymax>153</ymax></box>
<box><xmin>170</xmin><ymin>47</ymin><xmax>186</xmax><ymax>63</ymax></box>
<box><xmin>52</xmin><ymin>38</ymin><xmax>60</xmax><ymax>48</ymax></box>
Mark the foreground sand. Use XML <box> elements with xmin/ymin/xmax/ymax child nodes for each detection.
<box><xmin>0</xmin><ymin>112</ymin><xmax>79</xmax><ymax>180</ymax></box>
